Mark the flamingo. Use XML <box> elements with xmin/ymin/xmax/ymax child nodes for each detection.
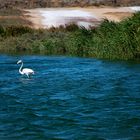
<box><xmin>17</xmin><ymin>60</ymin><xmax>34</xmax><ymax>78</ymax></box>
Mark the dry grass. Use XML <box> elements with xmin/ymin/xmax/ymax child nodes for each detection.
<box><xmin>0</xmin><ymin>8</ymin><xmax>32</xmax><ymax>27</ymax></box>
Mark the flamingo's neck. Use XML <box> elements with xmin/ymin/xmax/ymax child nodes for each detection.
<box><xmin>19</xmin><ymin>62</ymin><xmax>24</xmax><ymax>75</ymax></box>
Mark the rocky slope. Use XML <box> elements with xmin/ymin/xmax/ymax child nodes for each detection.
<box><xmin>0</xmin><ymin>0</ymin><xmax>140</xmax><ymax>9</ymax></box>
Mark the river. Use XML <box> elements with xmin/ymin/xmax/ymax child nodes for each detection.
<box><xmin>0</xmin><ymin>54</ymin><xmax>140</xmax><ymax>139</ymax></box>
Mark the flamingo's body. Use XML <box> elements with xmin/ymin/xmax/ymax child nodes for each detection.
<box><xmin>17</xmin><ymin>60</ymin><xmax>34</xmax><ymax>78</ymax></box>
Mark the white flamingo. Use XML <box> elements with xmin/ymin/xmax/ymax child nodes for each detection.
<box><xmin>17</xmin><ymin>60</ymin><xmax>34</xmax><ymax>78</ymax></box>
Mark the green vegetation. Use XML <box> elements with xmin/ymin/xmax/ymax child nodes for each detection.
<box><xmin>0</xmin><ymin>12</ymin><xmax>140</xmax><ymax>60</ymax></box>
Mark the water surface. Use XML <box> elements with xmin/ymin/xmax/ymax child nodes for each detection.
<box><xmin>0</xmin><ymin>55</ymin><xmax>140</xmax><ymax>140</ymax></box>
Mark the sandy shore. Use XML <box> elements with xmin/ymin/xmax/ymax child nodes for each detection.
<box><xmin>24</xmin><ymin>6</ymin><xmax>139</xmax><ymax>29</ymax></box>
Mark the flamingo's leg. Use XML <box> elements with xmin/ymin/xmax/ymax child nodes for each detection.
<box><xmin>26</xmin><ymin>73</ymin><xmax>30</xmax><ymax>78</ymax></box>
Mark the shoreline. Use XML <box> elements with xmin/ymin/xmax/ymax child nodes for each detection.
<box><xmin>0</xmin><ymin>11</ymin><xmax>140</xmax><ymax>60</ymax></box>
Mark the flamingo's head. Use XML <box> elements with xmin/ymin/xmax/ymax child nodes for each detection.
<box><xmin>17</xmin><ymin>60</ymin><xmax>22</xmax><ymax>64</ymax></box>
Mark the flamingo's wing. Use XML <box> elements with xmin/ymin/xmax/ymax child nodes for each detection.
<box><xmin>22</xmin><ymin>68</ymin><xmax>34</xmax><ymax>74</ymax></box>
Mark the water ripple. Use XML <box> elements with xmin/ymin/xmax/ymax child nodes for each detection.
<box><xmin>0</xmin><ymin>55</ymin><xmax>140</xmax><ymax>139</ymax></box>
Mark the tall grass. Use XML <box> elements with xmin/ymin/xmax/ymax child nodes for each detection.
<box><xmin>0</xmin><ymin>12</ymin><xmax>140</xmax><ymax>60</ymax></box>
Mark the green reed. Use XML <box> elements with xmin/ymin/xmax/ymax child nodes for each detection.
<box><xmin>0</xmin><ymin>12</ymin><xmax>140</xmax><ymax>60</ymax></box>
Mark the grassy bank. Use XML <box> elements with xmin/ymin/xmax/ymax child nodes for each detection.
<box><xmin>0</xmin><ymin>12</ymin><xmax>140</xmax><ymax>60</ymax></box>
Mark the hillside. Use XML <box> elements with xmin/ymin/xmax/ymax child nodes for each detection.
<box><xmin>0</xmin><ymin>0</ymin><xmax>140</xmax><ymax>9</ymax></box>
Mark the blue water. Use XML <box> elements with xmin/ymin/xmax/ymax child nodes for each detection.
<box><xmin>0</xmin><ymin>55</ymin><xmax>140</xmax><ymax>140</ymax></box>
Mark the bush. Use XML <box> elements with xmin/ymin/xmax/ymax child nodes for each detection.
<box><xmin>0</xmin><ymin>25</ymin><xmax>33</xmax><ymax>37</ymax></box>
